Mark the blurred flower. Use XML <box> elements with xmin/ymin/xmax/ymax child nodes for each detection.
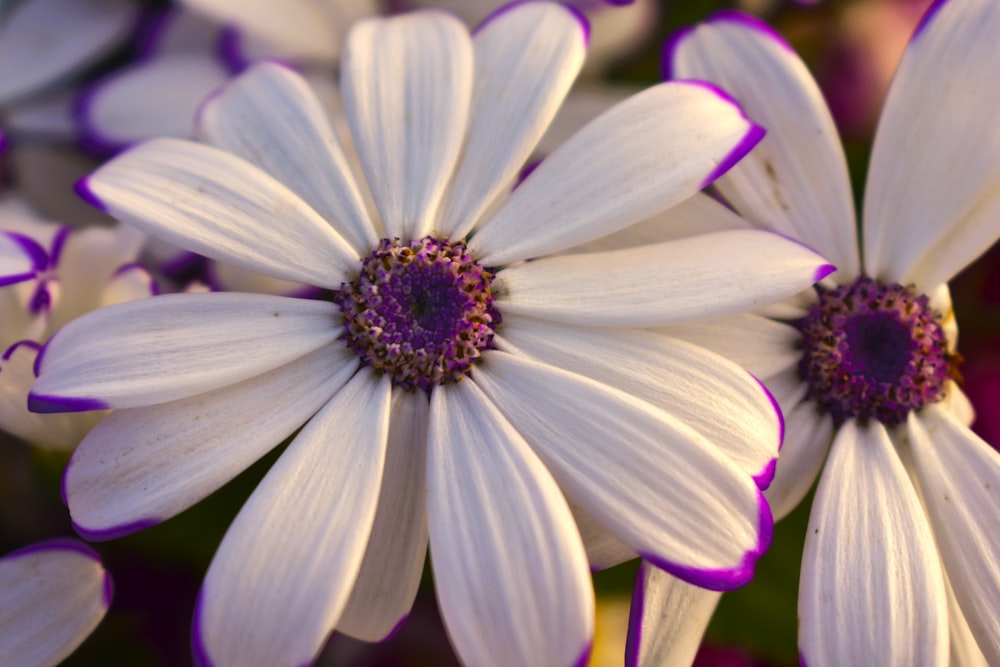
<box><xmin>818</xmin><ymin>0</ymin><xmax>933</xmax><ymax>138</ymax></box>
<box><xmin>76</xmin><ymin>0</ymin><xmax>651</xmax><ymax>151</ymax></box>
<box><xmin>0</xmin><ymin>198</ymin><xmax>152</xmax><ymax>449</ymax></box>
<box><xmin>30</xmin><ymin>4</ymin><xmax>833</xmax><ymax>666</ymax></box>
<box><xmin>0</xmin><ymin>538</ymin><xmax>112</xmax><ymax>667</ymax></box>
<box><xmin>0</xmin><ymin>0</ymin><xmax>137</xmax><ymax>143</ymax></box>
<box><xmin>629</xmin><ymin>4</ymin><xmax>1000</xmax><ymax>665</ymax></box>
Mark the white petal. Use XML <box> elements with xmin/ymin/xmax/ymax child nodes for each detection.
<box><xmin>497</xmin><ymin>317</ymin><xmax>781</xmax><ymax>487</ymax></box>
<box><xmin>653</xmin><ymin>312</ymin><xmax>800</xmax><ymax>380</ymax></box>
<box><xmin>863</xmin><ymin>0</ymin><xmax>1000</xmax><ymax>289</ymax></box>
<box><xmin>338</xmin><ymin>389</ymin><xmax>430</xmax><ymax>642</ymax></box>
<box><xmin>98</xmin><ymin>264</ymin><xmax>157</xmax><ymax>308</ymax></box>
<box><xmin>667</xmin><ymin>12</ymin><xmax>860</xmax><ymax>276</ymax></box>
<box><xmin>945</xmin><ymin>567</ymin><xmax>990</xmax><ymax>667</ymax></box>
<box><xmin>207</xmin><ymin>260</ymin><xmax>306</xmax><ymax>297</ymax></box>
<box><xmin>80</xmin><ymin>54</ymin><xmax>230</xmax><ymax>149</ymax></box>
<box><xmin>469</xmin><ymin>82</ymin><xmax>764</xmax><ymax>266</ymax></box>
<box><xmin>81</xmin><ymin>138</ymin><xmax>359</xmax><ymax>288</ymax></box>
<box><xmin>0</xmin><ymin>341</ymin><xmax>101</xmax><ymax>450</ymax></box>
<box><xmin>340</xmin><ymin>11</ymin><xmax>473</xmax><ymax>239</ymax></box>
<box><xmin>943</xmin><ymin>381</ymin><xmax>975</xmax><ymax>427</ymax></box>
<box><xmin>64</xmin><ymin>343</ymin><xmax>357</xmax><ymax>540</ymax></box>
<box><xmin>48</xmin><ymin>224</ymin><xmax>145</xmax><ymax>330</ymax></box>
<box><xmin>198</xmin><ymin>63</ymin><xmax>378</xmax><ymax>254</ymax></box>
<box><xmin>427</xmin><ymin>379</ymin><xmax>593</xmax><ymax>667</ymax></box>
<box><xmin>473</xmin><ymin>351</ymin><xmax>771</xmax><ymax>590</ymax></box>
<box><xmin>0</xmin><ymin>539</ymin><xmax>110</xmax><ymax>667</ymax></box>
<box><xmin>0</xmin><ymin>232</ymin><xmax>40</xmax><ymax>284</ymax></box>
<box><xmin>799</xmin><ymin>419</ymin><xmax>948</xmax><ymax>666</ymax></box>
<box><xmin>438</xmin><ymin>2</ymin><xmax>585</xmax><ymax>238</ymax></box>
<box><xmin>195</xmin><ymin>371</ymin><xmax>390</xmax><ymax>667</ymax></box>
<box><xmin>764</xmin><ymin>399</ymin><xmax>833</xmax><ymax>521</ymax></box>
<box><xmin>571</xmin><ymin>501</ymin><xmax>636</xmax><ymax>571</ymax></box>
<box><xmin>625</xmin><ymin>563</ymin><xmax>721</xmax><ymax>667</ymax></box>
<box><xmin>31</xmin><ymin>293</ymin><xmax>341</xmax><ymax>410</ymax></box>
<box><xmin>0</xmin><ymin>0</ymin><xmax>137</xmax><ymax>104</ymax></box>
<box><xmin>494</xmin><ymin>229</ymin><xmax>833</xmax><ymax>327</ymax></box>
<box><xmin>144</xmin><ymin>9</ymin><xmax>222</xmax><ymax>56</ymax></box>
<box><xmin>907</xmin><ymin>405</ymin><xmax>1000</xmax><ymax>663</ymax></box>
<box><xmin>181</xmin><ymin>0</ymin><xmax>339</xmax><ymax>63</ymax></box>
<box><xmin>584</xmin><ymin>0</ymin><xmax>658</xmax><ymax>73</ymax></box>
<box><xmin>563</xmin><ymin>191</ymin><xmax>751</xmax><ymax>255</ymax></box>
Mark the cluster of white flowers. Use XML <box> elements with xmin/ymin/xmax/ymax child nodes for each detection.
<box><xmin>0</xmin><ymin>1</ymin><xmax>998</xmax><ymax>666</ymax></box>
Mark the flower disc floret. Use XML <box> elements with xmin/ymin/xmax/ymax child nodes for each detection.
<box><xmin>797</xmin><ymin>275</ymin><xmax>953</xmax><ymax>426</ymax></box>
<box><xmin>334</xmin><ymin>236</ymin><xmax>499</xmax><ymax>392</ymax></box>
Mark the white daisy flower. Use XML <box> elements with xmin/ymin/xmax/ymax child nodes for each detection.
<box><xmin>628</xmin><ymin>3</ymin><xmax>1000</xmax><ymax>665</ymax></box>
<box><xmin>0</xmin><ymin>199</ymin><xmax>152</xmax><ymax>449</ymax></box>
<box><xmin>0</xmin><ymin>539</ymin><xmax>112</xmax><ymax>667</ymax></box>
<box><xmin>32</xmin><ymin>5</ymin><xmax>831</xmax><ymax>666</ymax></box>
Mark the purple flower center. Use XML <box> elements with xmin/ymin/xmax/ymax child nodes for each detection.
<box><xmin>334</xmin><ymin>237</ymin><xmax>499</xmax><ymax>392</ymax></box>
<box><xmin>797</xmin><ymin>275</ymin><xmax>955</xmax><ymax>426</ymax></box>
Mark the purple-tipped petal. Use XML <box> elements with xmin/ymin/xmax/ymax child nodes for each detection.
<box><xmin>913</xmin><ymin>0</ymin><xmax>950</xmax><ymax>38</ymax></box>
<box><xmin>659</xmin><ymin>25</ymin><xmax>693</xmax><ymax>80</ymax></box>
<box><xmin>475</xmin><ymin>0</ymin><xmax>591</xmax><ymax>46</ymax></box>
<box><xmin>641</xmin><ymin>490</ymin><xmax>773</xmax><ymax>591</ymax></box>
<box><xmin>814</xmin><ymin>263</ymin><xmax>837</xmax><ymax>282</ymax></box>
<box><xmin>624</xmin><ymin>561</ymin><xmax>647</xmax><ymax>667</ymax></box>
<box><xmin>752</xmin><ymin>458</ymin><xmax>778</xmax><ymax>490</ymax></box>
<box><xmin>682</xmin><ymin>83</ymin><xmax>765</xmax><ymax>188</ymax></box>
<box><xmin>74</xmin><ymin>82</ymin><xmax>129</xmax><ymax>156</ymax></box>
<box><xmin>72</xmin><ymin>517</ymin><xmax>161</xmax><ymax>542</ymax></box>
<box><xmin>28</xmin><ymin>393</ymin><xmax>110</xmax><ymax>414</ymax></box>
<box><xmin>5</xmin><ymin>537</ymin><xmax>101</xmax><ymax>562</ymax></box>
<box><xmin>73</xmin><ymin>176</ymin><xmax>109</xmax><ymax>213</ymax></box>
<box><xmin>215</xmin><ymin>27</ymin><xmax>249</xmax><ymax>74</ymax></box>
<box><xmin>191</xmin><ymin>590</ymin><xmax>212</xmax><ymax>667</ymax></box>
<box><xmin>752</xmin><ymin>374</ymin><xmax>785</xmax><ymax>450</ymax></box>
<box><xmin>2</xmin><ymin>339</ymin><xmax>42</xmax><ymax>362</ymax></box>
<box><xmin>3</xmin><ymin>231</ymin><xmax>49</xmax><ymax>271</ymax></box>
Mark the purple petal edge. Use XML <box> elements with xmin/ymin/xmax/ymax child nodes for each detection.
<box><xmin>813</xmin><ymin>263</ymin><xmax>836</xmax><ymax>283</ymax></box>
<box><xmin>192</xmin><ymin>590</ymin><xmax>213</xmax><ymax>667</ymax></box>
<box><xmin>474</xmin><ymin>1</ymin><xmax>591</xmax><ymax>46</ymax></box>
<box><xmin>103</xmin><ymin>570</ymin><xmax>115</xmax><ymax>607</ymax></box>
<box><xmin>751</xmin><ymin>373</ymin><xmax>785</xmax><ymax>451</ymax></box>
<box><xmin>913</xmin><ymin>0</ymin><xmax>949</xmax><ymax>39</ymax></box>
<box><xmin>3</xmin><ymin>537</ymin><xmax>102</xmax><ymax>563</ymax></box>
<box><xmin>572</xmin><ymin>639</ymin><xmax>593</xmax><ymax>667</ymax></box>
<box><xmin>2</xmin><ymin>339</ymin><xmax>42</xmax><ymax>362</ymax></box>
<box><xmin>640</xmin><ymin>490</ymin><xmax>774</xmax><ymax>591</ymax></box>
<box><xmin>216</xmin><ymin>26</ymin><xmax>250</xmax><ymax>74</ymax></box>
<box><xmin>74</xmin><ymin>80</ymin><xmax>131</xmax><ymax>156</ymax></box>
<box><xmin>752</xmin><ymin>458</ymin><xmax>778</xmax><ymax>491</ymax></box>
<box><xmin>705</xmin><ymin>10</ymin><xmax>794</xmax><ymax>52</ymax></box>
<box><xmin>623</xmin><ymin>561</ymin><xmax>647</xmax><ymax>667</ymax></box>
<box><xmin>671</xmin><ymin>80</ymin><xmax>765</xmax><ymax>189</ymax></box>
<box><xmin>661</xmin><ymin>11</ymin><xmax>793</xmax><ymax>81</ymax></box>
<box><xmin>28</xmin><ymin>393</ymin><xmax>110</xmax><ymax>414</ymax></box>
<box><xmin>381</xmin><ymin>615</ymin><xmax>409</xmax><ymax>642</ymax></box>
<box><xmin>74</xmin><ymin>177</ymin><xmax>109</xmax><ymax>214</ymax></box>
<box><xmin>73</xmin><ymin>517</ymin><xmax>161</xmax><ymax>542</ymax></box>
<box><xmin>799</xmin><ymin>651</ymin><xmax>809</xmax><ymax>667</ymax></box>
<box><xmin>4</xmin><ymin>231</ymin><xmax>49</xmax><ymax>272</ymax></box>
<box><xmin>0</xmin><ymin>271</ymin><xmax>36</xmax><ymax>288</ymax></box>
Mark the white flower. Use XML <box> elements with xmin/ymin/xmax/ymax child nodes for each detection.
<box><xmin>0</xmin><ymin>198</ymin><xmax>152</xmax><ymax>449</ymax></box>
<box><xmin>0</xmin><ymin>539</ymin><xmax>111</xmax><ymax>667</ymax></box>
<box><xmin>629</xmin><ymin>3</ymin><xmax>1000</xmax><ymax>665</ymax></box>
<box><xmin>32</xmin><ymin>5</ymin><xmax>830</xmax><ymax>666</ymax></box>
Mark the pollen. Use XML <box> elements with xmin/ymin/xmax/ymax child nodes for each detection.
<box><xmin>797</xmin><ymin>275</ymin><xmax>954</xmax><ymax>426</ymax></box>
<box><xmin>334</xmin><ymin>237</ymin><xmax>500</xmax><ymax>392</ymax></box>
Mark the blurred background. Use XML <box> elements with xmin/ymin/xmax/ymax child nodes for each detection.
<box><xmin>1</xmin><ymin>0</ymin><xmax>997</xmax><ymax>665</ymax></box>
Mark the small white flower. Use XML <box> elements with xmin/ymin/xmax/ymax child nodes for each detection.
<box><xmin>0</xmin><ymin>199</ymin><xmax>152</xmax><ymax>449</ymax></box>
<box><xmin>32</xmin><ymin>5</ymin><xmax>831</xmax><ymax>666</ymax></box>
<box><xmin>629</xmin><ymin>3</ymin><xmax>1000</xmax><ymax>665</ymax></box>
<box><xmin>0</xmin><ymin>539</ymin><xmax>112</xmax><ymax>667</ymax></box>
